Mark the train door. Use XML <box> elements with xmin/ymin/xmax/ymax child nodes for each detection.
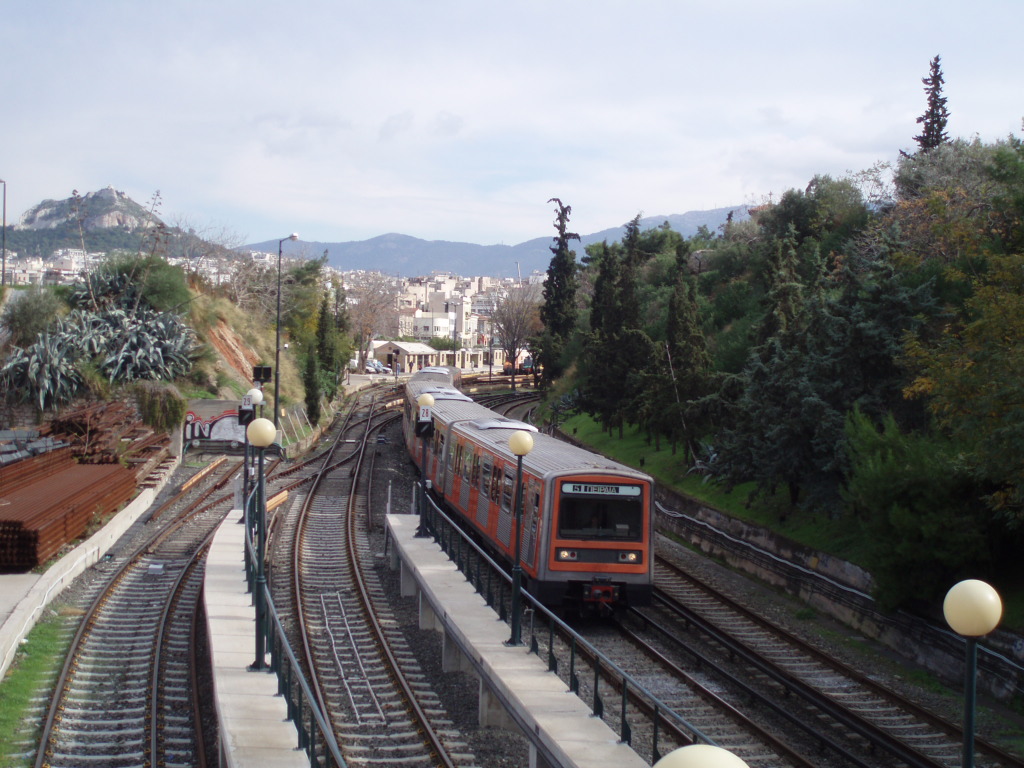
<box><xmin>451</xmin><ymin>440</ymin><xmax>464</xmax><ymax>499</ymax></box>
<box><xmin>522</xmin><ymin>477</ymin><xmax>541</xmax><ymax>571</ymax></box>
<box><xmin>430</xmin><ymin>429</ymin><xmax>445</xmax><ymax>489</ymax></box>
<box><xmin>443</xmin><ymin>436</ymin><xmax>459</xmax><ymax>498</ymax></box>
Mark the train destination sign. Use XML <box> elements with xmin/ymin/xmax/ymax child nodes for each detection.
<box><xmin>562</xmin><ymin>483</ymin><xmax>642</xmax><ymax>497</ymax></box>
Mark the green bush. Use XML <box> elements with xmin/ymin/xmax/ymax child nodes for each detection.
<box><xmin>135</xmin><ymin>381</ymin><xmax>188</xmax><ymax>433</ymax></box>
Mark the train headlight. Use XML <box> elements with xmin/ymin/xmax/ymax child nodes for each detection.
<box><xmin>618</xmin><ymin>551</ymin><xmax>640</xmax><ymax>563</ymax></box>
<box><xmin>557</xmin><ymin>549</ymin><xmax>578</xmax><ymax>561</ymax></box>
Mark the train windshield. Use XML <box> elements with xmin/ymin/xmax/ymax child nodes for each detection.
<box><xmin>557</xmin><ymin>481</ymin><xmax>644</xmax><ymax>541</ymax></box>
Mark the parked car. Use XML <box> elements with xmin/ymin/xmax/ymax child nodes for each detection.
<box><xmin>367</xmin><ymin>359</ymin><xmax>392</xmax><ymax>375</ymax></box>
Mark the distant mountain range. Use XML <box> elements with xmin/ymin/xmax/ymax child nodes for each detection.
<box><xmin>246</xmin><ymin>206</ymin><xmax>751</xmax><ymax>278</ymax></box>
<box><xmin>7</xmin><ymin>188</ymin><xmax>749</xmax><ymax>277</ymax></box>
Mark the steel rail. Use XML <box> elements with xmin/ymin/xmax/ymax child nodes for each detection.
<box><xmin>614</xmin><ymin>617</ymin><xmax>821</xmax><ymax>768</ymax></box>
<box><xmin>291</xmin><ymin>394</ymin><xmax>363</xmax><ymax>724</ymax></box>
<box><xmin>151</xmin><ymin>538</ymin><xmax>216</xmax><ymax>767</ymax></box>
<box><xmin>341</xmin><ymin>412</ymin><xmax>458</xmax><ymax>768</ymax></box>
<box><xmin>654</xmin><ymin>555</ymin><xmax>1024</xmax><ymax>768</ymax></box>
<box><xmin>34</xmin><ymin>458</ymin><xmax>239</xmax><ymax>768</ymax></box>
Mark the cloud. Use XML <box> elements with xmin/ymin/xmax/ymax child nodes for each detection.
<box><xmin>1</xmin><ymin>1</ymin><xmax>1021</xmax><ymax>246</ymax></box>
<box><xmin>379</xmin><ymin>111</ymin><xmax>416</xmax><ymax>142</ymax></box>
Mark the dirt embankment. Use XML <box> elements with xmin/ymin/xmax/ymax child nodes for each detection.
<box><xmin>206</xmin><ymin>319</ymin><xmax>260</xmax><ymax>387</ymax></box>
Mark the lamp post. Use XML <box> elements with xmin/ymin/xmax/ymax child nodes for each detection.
<box><xmin>415</xmin><ymin>393</ymin><xmax>435</xmax><ymax>537</ymax></box>
<box><xmin>242</xmin><ymin>388</ymin><xmax>263</xmax><ymax>525</ymax></box>
<box><xmin>943</xmin><ymin>579</ymin><xmax>1003</xmax><ymax>768</ymax></box>
<box><xmin>247</xmin><ymin>417</ymin><xmax>276</xmax><ymax>671</ymax></box>
<box><xmin>653</xmin><ymin>745</ymin><xmax>750</xmax><ymax>768</ymax></box>
<box><xmin>248</xmin><ymin>386</ymin><xmax>264</xmax><ymax>418</ymax></box>
<box><xmin>507</xmin><ymin>429</ymin><xmax>534</xmax><ymax>646</ymax></box>
<box><xmin>273</xmin><ymin>233</ymin><xmax>299</xmax><ymax>429</ymax></box>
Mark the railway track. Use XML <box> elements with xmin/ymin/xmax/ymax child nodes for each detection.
<box><xmin>605</xmin><ymin>551</ymin><xmax>1024</xmax><ymax>768</ymax></box>
<box><xmin>32</xmin><ymin>457</ymin><xmax>240</xmax><ymax>768</ymax></box>
<box><xmin>267</xmin><ymin>388</ymin><xmax>473</xmax><ymax>767</ymax></box>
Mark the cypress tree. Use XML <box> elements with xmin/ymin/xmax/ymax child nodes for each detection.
<box><xmin>537</xmin><ymin>198</ymin><xmax>580</xmax><ymax>384</ymax></box>
<box><xmin>304</xmin><ymin>352</ymin><xmax>321</xmax><ymax>426</ymax></box>
<box><xmin>913</xmin><ymin>54</ymin><xmax>950</xmax><ymax>153</ymax></box>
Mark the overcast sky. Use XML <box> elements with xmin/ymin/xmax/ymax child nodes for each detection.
<box><xmin>2</xmin><ymin>1</ymin><xmax>1020</xmax><ymax>247</ymax></box>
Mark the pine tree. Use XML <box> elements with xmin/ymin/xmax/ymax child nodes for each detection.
<box><xmin>913</xmin><ymin>54</ymin><xmax>950</xmax><ymax>153</ymax></box>
<box><xmin>662</xmin><ymin>243</ymin><xmax>714</xmax><ymax>461</ymax></box>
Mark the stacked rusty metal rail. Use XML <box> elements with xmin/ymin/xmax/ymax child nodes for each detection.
<box><xmin>41</xmin><ymin>400</ymin><xmax>170</xmax><ymax>467</ymax></box>
<box><xmin>0</xmin><ymin>400</ymin><xmax>171</xmax><ymax>572</ymax></box>
<box><xmin>0</xmin><ymin>449</ymin><xmax>136</xmax><ymax>570</ymax></box>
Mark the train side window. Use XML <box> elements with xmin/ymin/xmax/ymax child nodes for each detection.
<box><xmin>490</xmin><ymin>462</ymin><xmax>502</xmax><ymax>503</ymax></box>
<box><xmin>480</xmin><ymin>455</ymin><xmax>492</xmax><ymax>494</ymax></box>
<box><xmin>451</xmin><ymin>442</ymin><xmax>460</xmax><ymax>473</ymax></box>
<box><xmin>500</xmin><ymin>467</ymin><xmax>515</xmax><ymax>512</ymax></box>
<box><xmin>464</xmin><ymin>447</ymin><xmax>474</xmax><ymax>482</ymax></box>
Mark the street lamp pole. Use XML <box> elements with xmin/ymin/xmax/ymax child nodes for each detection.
<box><xmin>247</xmin><ymin>417</ymin><xmax>276</xmax><ymax>671</ymax></box>
<box><xmin>273</xmin><ymin>233</ymin><xmax>299</xmax><ymax>429</ymax></box>
<box><xmin>943</xmin><ymin>579</ymin><xmax>1003</xmax><ymax>768</ymax></box>
<box><xmin>507</xmin><ymin>429</ymin><xmax>534</xmax><ymax>646</ymax></box>
<box><xmin>415</xmin><ymin>393</ymin><xmax>435</xmax><ymax>537</ymax></box>
<box><xmin>241</xmin><ymin>387</ymin><xmax>263</xmax><ymax>527</ymax></box>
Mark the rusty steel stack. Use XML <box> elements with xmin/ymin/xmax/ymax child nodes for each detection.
<box><xmin>0</xmin><ymin>401</ymin><xmax>171</xmax><ymax>572</ymax></box>
<box><xmin>0</xmin><ymin>452</ymin><xmax>136</xmax><ymax>571</ymax></box>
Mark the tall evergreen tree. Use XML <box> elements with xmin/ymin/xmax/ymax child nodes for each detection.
<box><xmin>577</xmin><ymin>243</ymin><xmax>623</xmax><ymax>431</ymax></box>
<box><xmin>618</xmin><ymin>215</ymin><xmax>644</xmax><ymax>331</ymax></box>
<box><xmin>662</xmin><ymin>243</ymin><xmax>715</xmax><ymax>461</ymax></box>
<box><xmin>753</xmin><ymin>228</ymin><xmax>807</xmax><ymax>350</ymax></box>
<box><xmin>537</xmin><ymin>198</ymin><xmax>580</xmax><ymax>385</ymax></box>
<box><xmin>586</xmin><ymin>242</ymin><xmax>620</xmax><ymax>340</ymax></box>
<box><xmin>913</xmin><ymin>54</ymin><xmax>950</xmax><ymax>153</ymax></box>
<box><xmin>315</xmin><ymin>291</ymin><xmax>336</xmax><ymax>372</ymax></box>
<box><xmin>304</xmin><ymin>351</ymin><xmax>321</xmax><ymax>425</ymax></box>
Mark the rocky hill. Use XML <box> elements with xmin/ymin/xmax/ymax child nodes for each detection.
<box><xmin>18</xmin><ymin>187</ymin><xmax>161</xmax><ymax>233</ymax></box>
<box><xmin>5</xmin><ymin>188</ymin><xmax>161</xmax><ymax>258</ymax></box>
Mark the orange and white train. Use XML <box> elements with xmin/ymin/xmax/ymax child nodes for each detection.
<box><xmin>403</xmin><ymin>367</ymin><xmax>654</xmax><ymax>610</ymax></box>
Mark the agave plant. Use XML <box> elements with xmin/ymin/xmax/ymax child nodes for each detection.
<box><xmin>66</xmin><ymin>270</ymin><xmax>141</xmax><ymax>312</ymax></box>
<box><xmin>0</xmin><ymin>331</ymin><xmax>84</xmax><ymax>409</ymax></box>
<box><xmin>1</xmin><ymin>305</ymin><xmax>197</xmax><ymax>410</ymax></box>
<box><xmin>99</xmin><ymin>307</ymin><xmax>196</xmax><ymax>382</ymax></box>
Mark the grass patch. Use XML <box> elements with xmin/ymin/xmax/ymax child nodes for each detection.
<box><xmin>0</xmin><ymin>611</ymin><xmax>70</xmax><ymax>760</ymax></box>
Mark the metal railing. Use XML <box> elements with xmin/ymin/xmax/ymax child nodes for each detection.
<box><xmin>415</xmin><ymin>487</ymin><xmax>722</xmax><ymax>765</ymax></box>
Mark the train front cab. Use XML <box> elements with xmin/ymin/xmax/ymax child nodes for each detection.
<box><xmin>537</xmin><ymin>474</ymin><xmax>654</xmax><ymax>611</ymax></box>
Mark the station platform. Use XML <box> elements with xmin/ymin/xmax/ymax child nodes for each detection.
<box><xmin>204</xmin><ymin>506</ymin><xmax>308</xmax><ymax>767</ymax></box>
<box><xmin>386</xmin><ymin>513</ymin><xmax>649</xmax><ymax>768</ymax></box>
